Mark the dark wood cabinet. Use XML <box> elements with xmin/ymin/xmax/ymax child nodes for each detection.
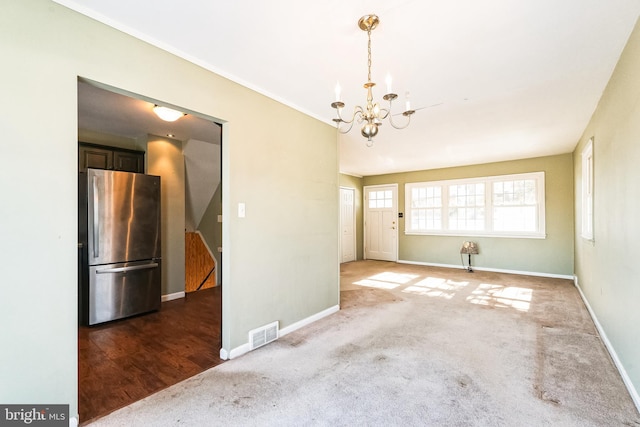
<box><xmin>79</xmin><ymin>143</ymin><xmax>145</xmax><ymax>173</ymax></box>
<box><xmin>79</xmin><ymin>144</ymin><xmax>113</xmax><ymax>171</ymax></box>
<box><xmin>113</xmin><ymin>150</ymin><xmax>144</xmax><ymax>173</ymax></box>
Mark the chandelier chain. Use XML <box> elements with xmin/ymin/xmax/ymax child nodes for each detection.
<box><xmin>367</xmin><ymin>29</ymin><xmax>372</xmax><ymax>83</ymax></box>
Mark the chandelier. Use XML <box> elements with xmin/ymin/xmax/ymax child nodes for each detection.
<box><xmin>331</xmin><ymin>14</ymin><xmax>414</xmax><ymax>147</ymax></box>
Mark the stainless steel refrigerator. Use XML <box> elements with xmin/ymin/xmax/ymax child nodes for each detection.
<box><xmin>78</xmin><ymin>169</ymin><xmax>161</xmax><ymax>325</ymax></box>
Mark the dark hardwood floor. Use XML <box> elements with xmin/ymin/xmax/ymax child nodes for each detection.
<box><xmin>78</xmin><ymin>286</ymin><xmax>223</xmax><ymax>425</ymax></box>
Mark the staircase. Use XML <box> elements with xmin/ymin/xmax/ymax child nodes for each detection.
<box><xmin>185</xmin><ymin>232</ymin><xmax>216</xmax><ymax>292</ymax></box>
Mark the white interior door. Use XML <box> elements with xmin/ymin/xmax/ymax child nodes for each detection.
<box><xmin>364</xmin><ymin>185</ymin><xmax>398</xmax><ymax>261</ymax></box>
<box><xmin>340</xmin><ymin>187</ymin><xmax>356</xmax><ymax>263</ymax></box>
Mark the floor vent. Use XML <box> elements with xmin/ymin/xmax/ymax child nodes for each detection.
<box><xmin>249</xmin><ymin>321</ymin><xmax>279</xmax><ymax>350</ymax></box>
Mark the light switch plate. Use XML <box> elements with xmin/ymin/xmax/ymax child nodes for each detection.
<box><xmin>238</xmin><ymin>202</ymin><xmax>246</xmax><ymax>218</ymax></box>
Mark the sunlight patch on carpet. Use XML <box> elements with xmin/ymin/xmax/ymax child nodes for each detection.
<box><xmin>353</xmin><ymin>271</ymin><xmax>420</xmax><ymax>290</ymax></box>
<box><xmin>467</xmin><ymin>283</ymin><xmax>533</xmax><ymax>311</ymax></box>
<box><xmin>402</xmin><ymin>276</ymin><xmax>469</xmax><ymax>299</ymax></box>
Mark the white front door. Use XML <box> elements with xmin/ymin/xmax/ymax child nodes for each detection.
<box><xmin>340</xmin><ymin>187</ymin><xmax>356</xmax><ymax>263</ymax></box>
<box><xmin>364</xmin><ymin>185</ymin><xmax>398</xmax><ymax>261</ymax></box>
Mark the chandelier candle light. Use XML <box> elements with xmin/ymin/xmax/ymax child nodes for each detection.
<box><xmin>331</xmin><ymin>14</ymin><xmax>414</xmax><ymax>147</ymax></box>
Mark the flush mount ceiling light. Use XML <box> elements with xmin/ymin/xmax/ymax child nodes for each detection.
<box><xmin>331</xmin><ymin>14</ymin><xmax>414</xmax><ymax>147</ymax></box>
<box><xmin>153</xmin><ymin>105</ymin><xmax>186</xmax><ymax>122</ymax></box>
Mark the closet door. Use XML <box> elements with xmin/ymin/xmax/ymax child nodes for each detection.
<box><xmin>340</xmin><ymin>187</ymin><xmax>356</xmax><ymax>263</ymax></box>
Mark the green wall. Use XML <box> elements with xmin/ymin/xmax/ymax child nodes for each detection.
<box><xmin>148</xmin><ymin>135</ymin><xmax>186</xmax><ymax>296</ymax></box>
<box><xmin>339</xmin><ymin>174</ymin><xmax>364</xmax><ymax>261</ymax></box>
<box><xmin>363</xmin><ymin>154</ymin><xmax>575</xmax><ymax>276</ymax></box>
<box><xmin>573</xmin><ymin>18</ymin><xmax>640</xmax><ymax>403</ymax></box>
<box><xmin>0</xmin><ymin>0</ymin><xmax>338</xmax><ymax>420</ymax></box>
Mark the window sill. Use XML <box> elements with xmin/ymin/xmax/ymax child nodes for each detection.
<box><xmin>404</xmin><ymin>231</ymin><xmax>546</xmax><ymax>239</ymax></box>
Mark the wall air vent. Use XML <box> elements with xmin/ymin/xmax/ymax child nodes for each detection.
<box><xmin>249</xmin><ymin>321</ymin><xmax>279</xmax><ymax>350</ymax></box>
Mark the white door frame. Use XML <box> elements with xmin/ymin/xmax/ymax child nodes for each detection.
<box><xmin>339</xmin><ymin>187</ymin><xmax>356</xmax><ymax>263</ymax></box>
<box><xmin>363</xmin><ymin>184</ymin><xmax>398</xmax><ymax>261</ymax></box>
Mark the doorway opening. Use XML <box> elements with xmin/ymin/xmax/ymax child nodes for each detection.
<box><xmin>76</xmin><ymin>78</ymin><xmax>225</xmax><ymax>423</ymax></box>
<box><xmin>184</xmin><ymin>132</ymin><xmax>222</xmax><ymax>294</ymax></box>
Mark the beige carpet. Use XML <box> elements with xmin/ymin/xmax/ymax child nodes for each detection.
<box><xmin>88</xmin><ymin>260</ymin><xmax>640</xmax><ymax>426</ymax></box>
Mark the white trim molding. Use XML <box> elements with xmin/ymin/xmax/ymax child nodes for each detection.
<box><xmin>397</xmin><ymin>259</ymin><xmax>574</xmax><ymax>280</ymax></box>
<box><xmin>574</xmin><ymin>276</ymin><xmax>640</xmax><ymax>412</ymax></box>
<box><xmin>219</xmin><ymin>343</ymin><xmax>251</xmax><ymax>361</ymax></box>
<box><xmin>279</xmin><ymin>305</ymin><xmax>340</xmax><ymax>336</ymax></box>
<box><xmin>219</xmin><ymin>304</ymin><xmax>340</xmax><ymax>360</ymax></box>
<box><xmin>339</xmin><ymin>171</ymin><xmax>364</xmax><ymax>179</ymax></box>
<box><xmin>161</xmin><ymin>291</ymin><xmax>185</xmax><ymax>302</ymax></box>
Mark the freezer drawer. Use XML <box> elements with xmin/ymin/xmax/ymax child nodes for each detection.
<box><xmin>88</xmin><ymin>260</ymin><xmax>161</xmax><ymax>325</ymax></box>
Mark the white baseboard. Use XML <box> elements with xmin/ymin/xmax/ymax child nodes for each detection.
<box><xmin>219</xmin><ymin>343</ymin><xmax>251</xmax><ymax>360</ymax></box>
<box><xmin>219</xmin><ymin>304</ymin><xmax>340</xmax><ymax>361</ymax></box>
<box><xmin>574</xmin><ymin>275</ymin><xmax>640</xmax><ymax>412</ymax></box>
<box><xmin>397</xmin><ymin>259</ymin><xmax>574</xmax><ymax>280</ymax></box>
<box><xmin>279</xmin><ymin>304</ymin><xmax>340</xmax><ymax>336</ymax></box>
<box><xmin>162</xmin><ymin>291</ymin><xmax>185</xmax><ymax>302</ymax></box>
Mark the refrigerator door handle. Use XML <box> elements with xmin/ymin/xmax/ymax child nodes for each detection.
<box><xmin>92</xmin><ymin>175</ymin><xmax>100</xmax><ymax>258</ymax></box>
<box><xmin>96</xmin><ymin>263</ymin><xmax>159</xmax><ymax>274</ymax></box>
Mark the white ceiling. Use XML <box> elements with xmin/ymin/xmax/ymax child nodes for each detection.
<box><xmin>59</xmin><ymin>0</ymin><xmax>640</xmax><ymax>176</ymax></box>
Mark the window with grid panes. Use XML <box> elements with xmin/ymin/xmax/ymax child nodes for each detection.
<box><xmin>410</xmin><ymin>185</ymin><xmax>442</xmax><ymax>231</ymax></box>
<box><xmin>368</xmin><ymin>189</ymin><xmax>393</xmax><ymax>209</ymax></box>
<box><xmin>405</xmin><ymin>172</ymin><xmax>545</xmax><ymax>238</ymax></box>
